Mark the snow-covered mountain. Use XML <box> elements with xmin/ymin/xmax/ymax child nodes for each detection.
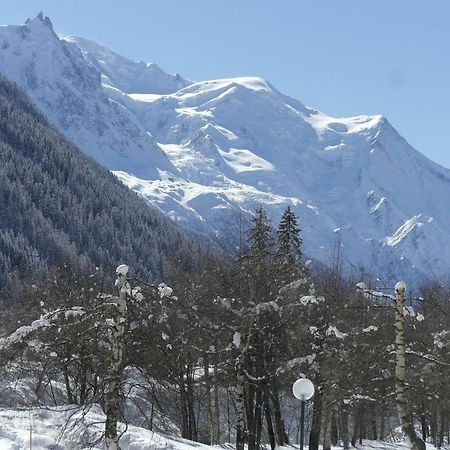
<box><xmin>0</xmin><ymin>13</ymin><xmax>174</xmax><ymax>179</ymax></box>
<box><xmin>2</xmin><ymin>13</ymin><xmax>450</xmax><ymax>285</ymax></box>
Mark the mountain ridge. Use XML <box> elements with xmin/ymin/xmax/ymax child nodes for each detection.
<box><xmin>1</xmin><ymin>14</ymin><xmax>450</xmax><ymax>285</ymax></box>
<box><xmin>0</xmin><ymin>14</ymin><xmax>175</xmax><ymax>179</ymax></box>
<box><xmin>63</xmin><ymin>35</ymin><xmax>192</xmax><ymax>95</ymax></box>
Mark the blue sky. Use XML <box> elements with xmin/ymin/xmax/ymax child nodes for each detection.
<box><xmin>3</xmin><ymin>0</ymin><xmax>450</xmax><ymax>167</ymax></box>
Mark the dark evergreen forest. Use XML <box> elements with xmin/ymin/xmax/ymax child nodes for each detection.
<box><xmin>0</xmin><ymin>75</ymin><xmax>196</xmax><ymax>291</ymax></box>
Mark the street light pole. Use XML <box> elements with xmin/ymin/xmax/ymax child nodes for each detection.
<box><xmin>299</xmin><ymin>399</ymin><xmax>305</xmax><ymax>449</ymax></box>
<box><xmin>293</xmin><ymin>378</ymin><xmax>315</xmax><ymax>450</ymax></box>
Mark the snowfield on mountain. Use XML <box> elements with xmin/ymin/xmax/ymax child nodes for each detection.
<box><xmin>2</xmin><ymin>14</ymin><xmax>450</xmax><ymax>285</ymax></box>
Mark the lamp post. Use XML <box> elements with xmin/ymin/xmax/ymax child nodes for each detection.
<box><xmin>293</xmin><ymin>378</ymin><xmax>315</xmax><ymax>450</ymax></box>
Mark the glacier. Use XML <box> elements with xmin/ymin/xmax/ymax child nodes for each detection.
<box><xmin>1</xmin><ymin>13</ymin><xmax>450</xmax><ymax>286</ymax></box>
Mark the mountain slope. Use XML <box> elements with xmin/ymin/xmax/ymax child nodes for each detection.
<box><xmin>115</xmin><ymin>77</ymin><xmax>450</xmax><ymax>283</ymax></box>
<box><xmin>2</xmin><ymin>14</ymin><xmax>450</xmax><ymax>285</ymax></box>
<box><xmin>0</xmin><ymin>14</ymin><xmax>174</xmax><ymax>179</ymax></box>
<box><xmin>0</xmin><ymin>74</ymin><xmax>193</xmax><ymax>288</ymax></box>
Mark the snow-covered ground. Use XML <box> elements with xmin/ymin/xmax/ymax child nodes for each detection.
<box><xmin>0</xmin><ymin>405</ymin><xmax>207</xmax><ymax>450</ymax></box>
<box><xmin>0</xmin><ymin>406</ymin><xmax>443</xmax><ymax>450</ymax></box>
<box><xmin>3</xmin><ymin>14</ymin><xmax>450</xmax><ymax>285</ymax></box>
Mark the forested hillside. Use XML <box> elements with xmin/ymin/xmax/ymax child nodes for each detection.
<box><xmin>0</xmin><ymin>74</ymin><xmax>194</xmax><ymax>289</ymax></box>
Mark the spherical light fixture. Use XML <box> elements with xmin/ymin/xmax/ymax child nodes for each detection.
<box><xmin>292</xmin><ymin>378</ymin><xmax>315</xmax><ymax>401</ymax></box>
<box><xmin>293</xmin><ymin>378</ymin><xmax>314</xmax><ymax>449</ymax></box>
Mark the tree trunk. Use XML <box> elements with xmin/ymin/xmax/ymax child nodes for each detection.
<box><xmin>150</xmin><ymin>402</ymin><xmax>154</xmax><ymax>431</ymax></box>
<box><xmin>331</xmin><ymin>410</ymin><xmax>338</xmax><ymax>446</ymax></box>
<box><xmin>213</xmin><ymin>348</ymin><xmax>221</xmax><ymax>443</ymax></box>
<box><xmin>271</xmin><ymin>383</ymin><xmax>288</xmax><ymax>445</ymax></box>
<box><xmin>309</xmin><ymin>386</ymin><xmax>322</xmax><ymax>450</ymax></box>
<box><xmin>394</xmin><ymin>283</ymin><xmax>426</xmax><ymax>450</ymax></box>
<box><xmin>359</xmin><ymin>404</ymin><xmax>365</xmax><ymax>444</ymax></box>
<box><xmin>264</xmin><ymin>393</ymin><xmax>276</xmax><ymax>450</ymax></box>
<box><xmin>322</xmin><ymin>406</ymin><xmax>332</xmax><ymax>450</ymax></box>
<box><xmin>254</xmin><ymin>387</ymin><xmax>263</xmax><ymax>450</ymax></box>
<box><xmin>63</xmin><ymin>363</ymin><xmax>74</xmax><ymax>405</ymax></box>
<box><xmin>105</xmin><ymin>372</ymin><xmax>122</xmax><ymax>450</ymax></box>
<box><xmin>235</xmin><ymin>368</ymin><xmax>246</xmax><ymax>450</ymax></box>
<box><xmin>79</xmin><ymin>361</ymin><xmax>88</xmax><ymax>404</ymax></box>
<box><xmin>186</xmin><ymin>374</ymin><xmax>198</xmax><ymax>441</ymax></box>
<box><xmin>204</xmin><ymin>354</ymin><xmax>215</xmax><ymax>444</ymax></box>
<box><xmin>380</xmin><ymin>401</ymin><xmax>386</xmax><ymax>441</ymax></box>
<box><xmin>371</xmin><ymin>405</ymin><xmax>378</xmax><ymax>440</ymax></box>
<box><xmin>340</xmin><ymin>401</ymin><xmax>350</xmax><ymax>449</ymax></box>
<box><xmin>351</xmin><ymin>407</ymin><xmax>360</xmax><ymax>447</ymax></box>
<box><xmin>227</xmin><ymin>389</ymin><xmax>232</xmax><ymax>443</ymax></box>
<box><xmin>247</xmin><ymin>383</ymin><xmax>256</xmax><ymax>450</ymax></box>
<box><xmin>105</xmin><ymin>267</ymin><xmax>129</xmax><ymax>450</ymax></box>
<box><xmin>420</xmin><ymin>402</ymin><xmax>427</xmax><ymax>442</ymax></box>
<box><xmin>431</xmin><ymin>406</ymin><xmax>437</xmax><ymax>446</ymax></box>
<box><xmin>438</xmin><ymin>406</ymin><xmax>445</xmax><ymax>449</ymax></box>
<box><xmin>180</xmin><ymin>384</ymin><xmax>189</xmax><ymax>438</ymax></box>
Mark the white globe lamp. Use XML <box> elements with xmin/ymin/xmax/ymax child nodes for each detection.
<box><xmin>292</xmin><ymin>378</ymin><xmax>314</xmax><ymax>449</ymax></box>
<box><xmin>293</xmin><ymin>378</ymin><xmax>315</xmax><ymax>401</ymax></box>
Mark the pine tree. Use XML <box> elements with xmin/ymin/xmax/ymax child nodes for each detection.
<box><xmin>276</xmin><ymin>206</ymin><xmax>302</xmax><ymax>262</ymax></box>
<box><xmin>246</xmin><ymin>208</ymin><xmax>274</xmax><ymax>304</ymax></box>
<box><xmin>275</xmin><ymin>206</ymin><xmax>303</xmax><ymax>285</ymax></box>
<box><xmin>249</xmin><ymin>208</ymin><xmax>273</xmax><ymax>263</ymax></box>
<box><xmin>238</xmin><ymin>209</ymin><xmax>294</xmax><ymax>449</ymax></box>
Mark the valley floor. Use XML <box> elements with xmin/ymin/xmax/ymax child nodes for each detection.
<box><xmin>0</xmin><ymin>407</ymin><xmax>446</xmax><ymax>450</ymax></box>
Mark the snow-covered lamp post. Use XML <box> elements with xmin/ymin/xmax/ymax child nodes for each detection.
<box><xmin>293</xmin><ymin>378</ymin><xmax>315</xmax><ymax>450</ymax></box>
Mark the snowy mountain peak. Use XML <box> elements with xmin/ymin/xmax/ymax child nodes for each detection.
<box><xmin>26</xmin><ymin>12</ymin><xmax>55</xmax><ymax>33</ymax></box>
<box><xmin>63</xmin><ymin>35</ymin><xmax>192</xmax><ymax>95</ymax></box>
<box><xmin>0</xmin><ymin>16</ymin><xmax>175</xmax><ymax>179</ymax></box>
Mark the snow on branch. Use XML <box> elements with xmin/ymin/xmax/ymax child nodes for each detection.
<box><xmin>362</xmin><ymin>325</ymin><xmax>379</xmax><ymax>333</ymax></box>
<box><xmin>356</xmin><ymin>282</ymin><xmax>395</xmax><ymax>301</ymax></box>
<box><xmin>405</xmin><ymin>350</ymin><xmax>450</xmax><ymax>367</ymax></box>
<box><xmin>278</xmin><ymin>277</ymin><xmax>309</xmax><ymax>295</ymax></box>
<box><xmin>253</xmin><ymin>301</ymin><xmax>279</xmax><ymax>315</ymax></box>
<box><xmin>0</xmin><ymin>305</ymin><xmax>92</xmax><ymax>350</ymax></box>
<box><xmin>157</xmin><ymin>283</ymin><xmax>173</xmax><ymax>298</ymax></box>
<box><xmin>356</xmin><ymin>282</ymin><xmax>425</xmax><ymax>321</ymax></box>
<box><xmin>325</xmin><ymin>325</ymin><xmax>348</xmax><ymax>339</ymax></box>
<box><xmin>298</xmin><ymin>295</ymin><xmax>324</xmax><ymax>305</ymax></box>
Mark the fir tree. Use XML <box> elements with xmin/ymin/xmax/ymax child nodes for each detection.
<box><xmin>275</xmin><ymin>206</ymin><xmax>303</xmax><ymax>284</ymax></box>
<box><xmin>249</xmin><ymin>208</ymin><xmax>273</xmax><ymax>261</ymax></box>
<box><xmin>246</xmin><ymin>208</ymin><xmax>274</xmax><ymax>303</ymax></box>
<box><xmin>276</xmin><ymin>206</ymin><xmax>302</xmax><ymax>261</ymax></box>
